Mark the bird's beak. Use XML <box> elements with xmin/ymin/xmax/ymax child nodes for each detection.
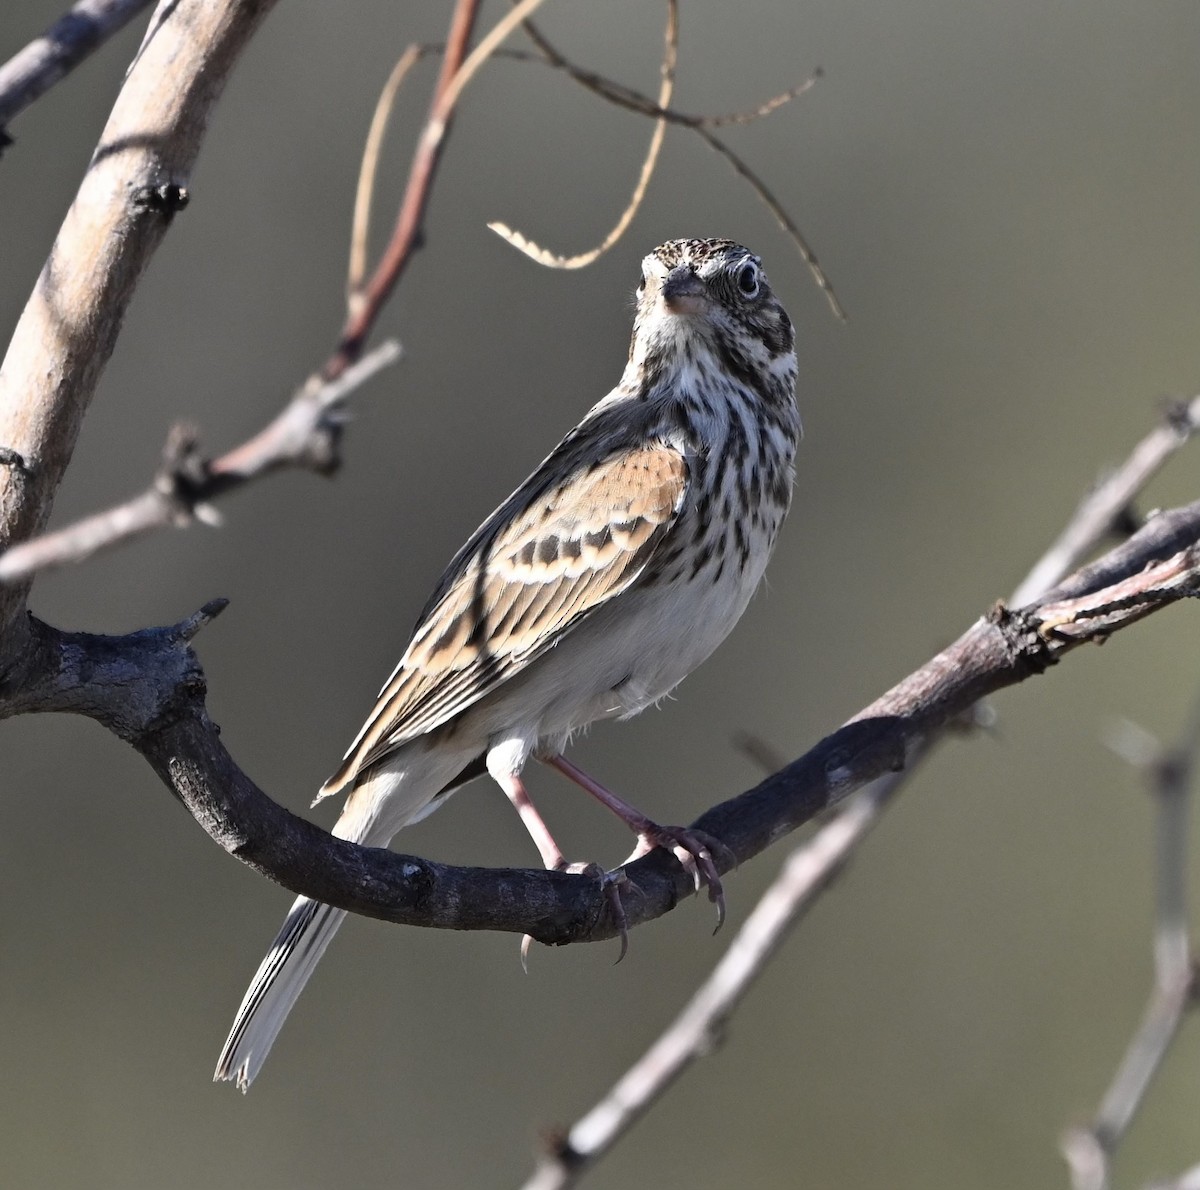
<box><xmin>660</xmin><ymin>265</ymin><xmax>707</xmax><ymax>315</ymax></box>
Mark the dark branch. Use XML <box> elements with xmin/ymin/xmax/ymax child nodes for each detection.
<box><xmin>3</xmin><ymin>497</ymin><xmax>1196</xmax><ymax>946</ymax></box>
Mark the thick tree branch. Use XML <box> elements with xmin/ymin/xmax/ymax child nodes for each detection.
<box><xmin>0</xmin><ymin>0</ymin><xmax>153</xmax><ymax>142</ymax></box>
<box><xmin>2</xmin><ymin>494</ymin><xmax>1195</xmax><ymax>946</ymax></box>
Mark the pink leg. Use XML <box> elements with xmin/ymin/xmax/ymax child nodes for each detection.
<box><xmin>544</xmin><ymin>754</ymin><xmax>729</xmax><ymax>930</ymax></box>
<box><xmin>492</xmin><ymin>770</ymin><xmax>566</xmax><ymax>871</ymax></box>
<box><xmin>492</xmin><ymin>769</ymin><xmax>629</xmax><ymax>964</ymax></box>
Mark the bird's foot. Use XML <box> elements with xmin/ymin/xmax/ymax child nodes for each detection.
<box><xmin>628</xmin><ymin>825</ymin><xmax>733</xmax><ymax>932</ymax></box>
<box><xmin>520</xmin><ymin>861</ymin><xmax>632</xmax><ymax>970</ymax></box>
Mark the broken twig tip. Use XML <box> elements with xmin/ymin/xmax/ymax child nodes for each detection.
<box><xmin>179</xmin><ymin>598</ymin><xmax>231</xmax><ymax>640</ymax></box>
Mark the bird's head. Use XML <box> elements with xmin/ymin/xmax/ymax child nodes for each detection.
<box><xmin>630</xmin><ymin>238</ymin><xmax>795</xmax><ymax>369</ymax></box>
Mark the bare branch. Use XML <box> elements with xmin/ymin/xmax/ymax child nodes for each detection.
<box><xmin>521</xmin><ymin>771</ymin><xmax>902</xmax><ymax>1190</ymax></box>
<box><xmin>517</xmin><ymin>404</ymin><xmax>1200</xmax><ymax>1186</ymax></box>
<box><xmin>0</xmin><ymin>0</ymin><xmax>279</xmax><ymax>644</ymax></box>
<box><xmin>2</xmin><ymin>481</ymin><xmax>1197</xmax><ymax>948</ymax></box>
<box><xmin>332</xmin><ymin>0</ymin><xmax>554</xmax><ymax>374</ymax></box>
<box><xmin>488</xmin><ymin>0</ymin><xmax>676</xmax><ymax>270</ymax></box>
<box><xmin>348</xmin><ymin>45</ymin><xmax>423</xmax><ymax>299</ymax></box>
<box><xmin>0</xmin><ymin>341</ymin><xmax>400</xmax><ymax>584</ymax></box>
<box><xmin>0</xmin><ymin>0</ymin><xmax>152</xmax><ymax>140</ymax></box>
<box><xmin>1012</xmin><ymin>394</ymin><xmax>1200</xmax><ymax>607</ymax></box>
<box><xmin>1062</xmin><ymin>690</ymin><xmax>1200</xmax><ymax>1190</ymax></box>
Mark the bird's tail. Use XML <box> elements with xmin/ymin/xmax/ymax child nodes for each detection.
<box><xmin>214</xmin><ymin>894</ymin><xmax>346</xmax><ymax>1091</ymax></box>
<box><xmin>214</xmin><ymin>742</ymin><xmax>476</xmax><ymax>1091</ymax></box>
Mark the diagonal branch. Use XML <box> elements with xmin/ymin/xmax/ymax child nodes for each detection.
<box><xmin>0</xmin><ymin>0</ymin><xmax>154</xmax><ymax>142</ymax></box>
<box><xmin>0</xmin><ymin>341</ymin><xmax>400</xmax><ymax>584</ymax></box>
<box><xmin>1062</xmin><ymin>690</ymin><xmax>1200</xmax><ymax>1190</ymax></box>
<box><xmin>519</xmin><ymin>404</ymin><xmax>1200</xmax><ymax>1188</ymax></box>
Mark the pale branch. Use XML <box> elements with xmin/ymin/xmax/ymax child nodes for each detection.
<box><xmin>521</xmin><ymin>770</ymin><xmax>905</xmax><ymax>1190</ymax></box>
<box><xmin>0</xmin><ymin>341</ymin><xmax>400</xmax><ymax>585</ymax></box>
<box><xmin>0</xmin><ymin>0</ymin><xmax>279</xmax><ymax>644</ymax></box>
<box><xmin>1012</xmin><ymin>394</ymin><xmax>1200</xmax><ymax>607</ymax></box>
<box><xmin>0</xmin><ymin>0</ymin><xmax>483</xmax><ymax>585</ymax></box>
<box><xmin>519</xmin><ymin>411</ymin><xmax>1200</xmax><ymax>1188</ymax></box>
<box><xmin>1</xmin><ymin>489</ymin><xmax>1196</xmax><ymax>947</ymax></box>
<box><xmin>1062</xmin><ymin>690</ymin><xmax>1200</xmax><ymax>1190</ymax></box>
<box><xmin>0</xmin><ymin>0</ymin><xmax>153</xmax><ymax>141</ymax></box>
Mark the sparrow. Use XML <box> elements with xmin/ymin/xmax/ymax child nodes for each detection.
<box><xmin>216</xmin><ymin>237</ymin><xmax>799</xmax><ymax>1090</ymax></box>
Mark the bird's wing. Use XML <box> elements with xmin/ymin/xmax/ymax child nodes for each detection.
<box><xmin>319</xmin><ymin>441</ymin><xmax>689</xmax><ymax>796</ymax></box>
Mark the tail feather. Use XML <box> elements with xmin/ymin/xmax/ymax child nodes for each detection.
<box><xmin>214</xmin><ymin>742</ymin><xmax>481</xmax><ymax>1091</ymax></box>
<box><xmin>214</xmin><ymin>896</ymin><xmax>345</xmax><ymax>1091</ymax></box>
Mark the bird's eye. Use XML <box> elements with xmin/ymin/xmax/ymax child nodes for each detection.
<box><xmin>736</xmin><ymin>261</ymin><xmax>760</xmax><ymax>299</ymax></box>
<box><xmin>635</xmin><ymin>273</ymin><xmax>647</xmax><ymax>298</ymax></box>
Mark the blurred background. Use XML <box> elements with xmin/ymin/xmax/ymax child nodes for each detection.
<box><xmin>2</xmin><ymin>2</ymin><xmax>1199</xmax><ymax>1187</ymax></box>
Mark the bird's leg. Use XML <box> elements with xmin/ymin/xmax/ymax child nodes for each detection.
<box><xmin>493</xmin><ymin>770</ymin><xmax>567</xmax><ymax>871</ymax></box>
<box><xmin>492</xmin><ymin>770</ymin><xmax>629</xmax><ymax>964</ymax></box>
<box><xmin>543</xmin><ymin>754</ymin><xmax>729</xmax><ymax>930</ymax></box>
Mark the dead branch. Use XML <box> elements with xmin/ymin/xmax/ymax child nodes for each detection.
<box><xmin>0</xmin><ymin>0</ymin><xmax>153</xmax><ymax>141</ymax></box>
<box><xmin>1062</xmin><ymin>691</ymin><xmax>1200</xmax><ymax>1190</ymax></box>
<box><xmin>520</xmin><ymin>406</ymin><xmax>1200</xmax><ymax>1189</ymax></box>
<box><xmin>487</xmin><ymin>0</ymin><xmax>676</xmax><ymax>270</ymax></box>
<box><xmin>1</xmin><ymin>482</ymin><xmax>1196</xmax><ymax>946</ymax></box>
<box><xmin>501</xmin><ymin>18</ymin><xmax>844</xmax><ymax>318</ymax></box>
<box><xmin>0</xmin><ymin>342</ymin><xmax>400</xmax><ymax>584</ymax></box>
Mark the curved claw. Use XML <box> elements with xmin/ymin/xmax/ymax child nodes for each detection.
<box><xmin>636</xmin><ymin>825</ymin><xmax>729</xmax><ymax>932</ymax></box>
<box><xmin>518</xmin><ymin>862</ymin><xmax>632</xmax><ymax>967</ymax></box>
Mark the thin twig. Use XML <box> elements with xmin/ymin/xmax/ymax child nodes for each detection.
<box><xmin>0</xmin><ymin>342</ymin><xmax>401</xmax><ymax>584</ymax></box>
<box><xmin>1062</xmin><ymin>690</ymin><xmax>1200</xmax><ymax>1190</ymax></box>
<box><xmin>520</xmin><ymin>404</ymin><xmax>1200</xmax><ymax>1189</ymax></box>
<box><xmin>348</xmin><ymin>45</ymin><xmax>423</xmax><ymax>301</ymax></box>
<box><xmin>332</xmin><ymin>0</ymin><xmax>554</xmax><ymax>375</ymax></box>
<box><xmin>503</xmin><ymin>20</ymin><xmax>844</xmax><ymax>318</ymax></box>
<box><xmin>1011</xmin><ymin>394</ymin><xmax>1200</xmax><ymax>607</ymax></box>
<box><xmin>0</xmin><ymin>0</ymin><xmax>152</xmax><ymax>138</ymax></box>
<box><xmin>488</xmin><ymin>1</ymin><xmax>676</xmax><ymax>270</ymax></box>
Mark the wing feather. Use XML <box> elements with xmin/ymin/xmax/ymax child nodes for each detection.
<box><xmin>320</xmin><ymin>442</ymin><xmax>688</xmax><ymax>796</ymax></box>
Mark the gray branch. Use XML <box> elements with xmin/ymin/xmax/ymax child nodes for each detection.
<box><xmin>0</xmin><ymin>340</ymin><xmax>400</xmax><ymax>584</ymax></box>
<box><xmin>0</xmin><ymin>0</ymin><xmax>153</xmax><ymax>140</ymax></box>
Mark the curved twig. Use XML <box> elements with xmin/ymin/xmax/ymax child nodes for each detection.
<box><xmin>488</xmin><ymin>0</ymin><xmax>676</xmax><ymax>270</ymax></box>
<box><xmin>505</xmin><ymin>18</ymin><xmax>843</xmax><ymax>318</ymax></box>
